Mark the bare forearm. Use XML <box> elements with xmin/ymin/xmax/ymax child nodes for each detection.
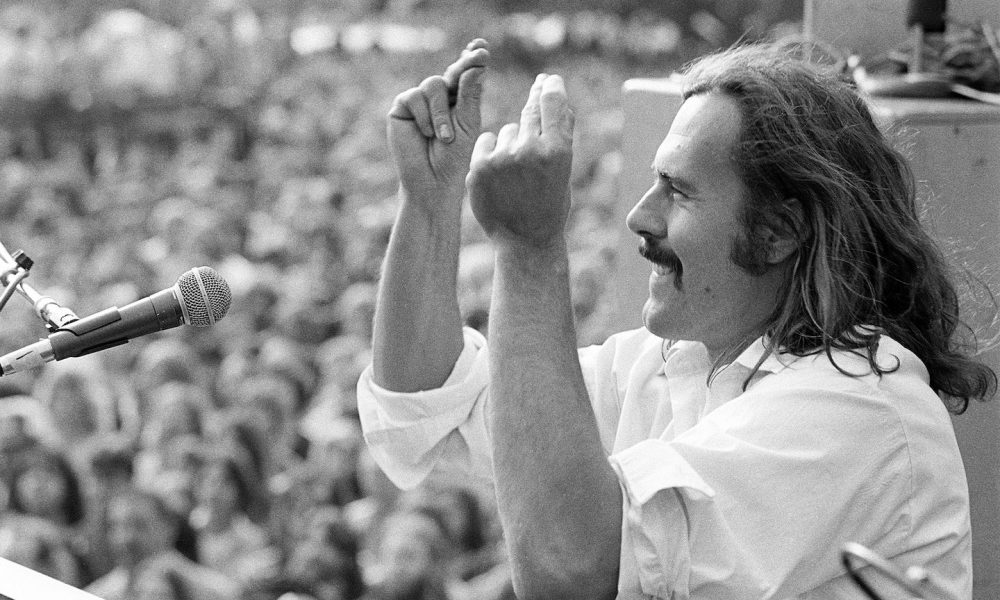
<box><xmin>371</xmin><ymin>188</ymin><xmax>464</xmax><ymax>392</ymax></box>
<box><xmin>373</xmin><ymin>41</ymin><xmax>488</xmax><ymax>392</ymax></box>
<box><xmin>488</xmin><ymin>242</ymin><xmax>621</xmax><ymax>600</ymax></box>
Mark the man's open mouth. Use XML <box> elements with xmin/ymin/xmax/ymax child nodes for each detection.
<box><xmin>639</xmin><ymin>240</ymin><xmax>683</xmax><ymax>289</ymax></box>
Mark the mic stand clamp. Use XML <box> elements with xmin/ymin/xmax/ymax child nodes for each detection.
<box><xmin>0</xmin><ymin>248</ymin><xmax>79</xmax><ymax>330</ymax></box>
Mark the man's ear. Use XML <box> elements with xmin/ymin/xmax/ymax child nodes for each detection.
<box><xmin>764</xmin><ymin>198</ymin><xmax>804</xmax><ymax>265</ymax></box>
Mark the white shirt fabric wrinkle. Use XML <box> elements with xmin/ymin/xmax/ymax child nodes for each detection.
<box><xmin>357</xmin><ymin>327</ymin><xmax>972</xmax><ymax>600</ymax></box>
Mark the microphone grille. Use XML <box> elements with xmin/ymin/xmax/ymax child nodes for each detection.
<box><xmin>176</xmin><ymin>266</ymin><xmax>232</xmax><ymax>327</ymax></box>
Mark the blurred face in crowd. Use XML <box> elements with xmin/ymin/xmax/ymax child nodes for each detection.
<box><xmin>15</xmin><ymin>460</ymin><xmax>69</xmax><ymax>522</ymax></box>
<box><xmin>0</xmin><ymin>414</ymin><xmax>32</xmax><ymax>451</ymax></box>
<box><xmin>356</xmin><ymin>446</ymin><xmax>400</xmax><ymax>506</ymax></box>
<box><xmin>89</xmin><ymin>459</ymin><xmax>134</xmax><ymax>501</ymax></box>
<box><xmin>107</xmin><ymin>493</ymin><xmax>176</xmax><ymax>569</ymax></box>
<box><xmin>286</xmin><ymin>539</ymin><xmax>354</xmax><ymax>600</ymax></box>
<box><xmin>133</xmin><ymin>569</ymin><xmax>181</xmax><ymax>600</ymax></box>
<box><xmin>367</xmin><ymin>511</ymin><xmax>446</xmax><ymax>597</ymax></box>
<box><xmin>196</xmin><ymin>460</ymin><xmax>240</xmax><ymax>523</ymax></box>
<box><xmin>48</xmin><ymin>379</ymin><xmax>99</xmax><ymax>439</ymax></box>
<box><xmin>626</xmin><ymin>93</ymin><xmax>786</xmax><ymax>358</ymax></box>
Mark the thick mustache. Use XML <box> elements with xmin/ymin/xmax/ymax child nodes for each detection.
<box><xmin>638</xmin><ymin>239</ymin><xmax>682</xmax><ymax>274</ymax></box>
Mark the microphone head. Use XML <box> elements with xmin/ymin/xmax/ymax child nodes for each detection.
<box><xmin>175</xmin><ymin>266</ymin><xmax>232</xmax><ymax>327</ymax></box>
<box><xmin>906</xmin><ymin>0</ymin><xmax>947</xmax><ymax>32</ymax></box>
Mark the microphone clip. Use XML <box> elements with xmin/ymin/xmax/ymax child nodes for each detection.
<box><xmin>0</xmin><ymin>246</ymin><xmax>79</xmax><ymax>331</ymax></box>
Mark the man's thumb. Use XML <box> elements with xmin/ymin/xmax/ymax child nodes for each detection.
<box><xmin>454</xmin><ymin>66</ymin><xmax>485</xmax><ymax>132</ymax></box>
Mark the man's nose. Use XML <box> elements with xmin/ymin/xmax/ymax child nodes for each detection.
<box><xmin>626</xmin><ymin>185</ymin><xmax>668</xmax><ymax>238</ymax></box>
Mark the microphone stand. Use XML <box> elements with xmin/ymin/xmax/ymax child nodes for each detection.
<box><xmin>0</xmin><ymin>239</ymin><xmax>79</xmax><ymax>330</ymax></box>
<box><xmin>853</xmin><ymin>0</ymin><xmax>954</xmax><ymax>99</ymax></box>
<box><xmin>842</xmin><ymin>542</ymin><xmax>957</xmax><ymax>600</ymax></box>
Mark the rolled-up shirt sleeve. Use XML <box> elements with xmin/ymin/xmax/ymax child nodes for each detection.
<box><xmin>611</xmin><ymin>439</ymin><xmax>771</xmax><ymax>600</ymax></box>
<box><xmin>357</xmin><ymin>327</ymin><xmax>494</xmax><ymax>489</ymax></box>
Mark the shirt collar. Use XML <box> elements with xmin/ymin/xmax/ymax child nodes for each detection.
<box><xmin>662</xmin><ymin>335</ymin><xmax>801</xmax><ymax>384</ymax></box>
<box><xmin>731</xmin><ymin>334</ymin><xmax>801</xmax><ymax>375</ymax></box>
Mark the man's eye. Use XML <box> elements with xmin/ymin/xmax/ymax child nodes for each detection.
<box><xmin>654</xmin><ymin>173</ymin><xmax>682</xmax><ymax>194</ymax></box>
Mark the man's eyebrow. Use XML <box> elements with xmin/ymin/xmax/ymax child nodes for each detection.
<box><xmin>650</xmin><ymin>164</ymin><xmax>697</xmax><ymax>194</ymax></box>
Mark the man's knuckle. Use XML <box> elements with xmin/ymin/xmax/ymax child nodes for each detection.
<box><xmin>396</xmin><ymin>89</ymin><xmax>416</xmax><ymax>104</ymax></box>
<box><xmin>420</xmin><ymin>76</ymin><xmax>447</xmax><ymax>94</ymax></box>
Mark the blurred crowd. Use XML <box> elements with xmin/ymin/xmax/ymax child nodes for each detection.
<box><xmin>0</xmin><ymin>171</ymin><xmax>519</xmax><ymax>600</ymax></box>
<box><xmin>0</xmin><ymin>1</ymin><xmax>803</xmax><ymax>599</ymax></box>
<box><xmin>0</xmin><ymin>66</ymin><xmax>518</xmax><ymax>600</ymax></box>
<box><xmin>0</xmin><ymin>336</ymin><xmax>515</xmax><ymax>600</ymax></box>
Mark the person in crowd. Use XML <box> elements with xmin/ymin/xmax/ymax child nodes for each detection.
<box><xmin>0</xmin><ymin>513</ymin><xmax>85</xmax><ymax>587</ymax></box>
<box><xmin>227</xmin><ymin>374</ymin><xmax>305</xmax><ymax>477</ymax></box>
<box><xmin>239</xmin><ymin>578</ymin><xmax>320</xmax><ymax>600</ymax></box>
<box><xmin>284</xmin><ymin>507</ymin><xmax>365</xmax><ymax>600</ymax></box>
<box><xmin>130</xmin><ymin>338</ymin><xmax>207</xmax><ymax>411</ymax></box>
<box><xmin>300</xmin><ymin>416</ymin><xmax>364</xmax><ymax>508</ymax></box>
<box><xmin>78</xmin><ymin>434</ymin><xmax>137</xmax><ymax>581</ymax></box>
<box><xmin>0</xmin><ymin>438</ymin><xmax>80</xmax><ymax>587</ymax></box>
<box><xmin>357</xmin><ymin>39</ymin><xmax>997</xmax><ymax>599</ymax></box>
<box><xmin>208</xmin><ymin>408</ymin><xmax>273</xmax><ymax>504</ymax></box>
<box><xmin>3</xmin><ymin>445</ymin><xmax>90</xmax><ymax>582</ymax></box>
<box><xmin>0</xmin><ymin>395</ymin><xmax>55</xmax><ymax>485</ymax></box>
<box><xmin>32</xmin><ymin>362</ymin><xmax>120</xmax><ymax>453</ymax></box>
<box><xmin>342</xmin><ymin>446</ymin><xmax>400</xmax><ymax>542</ymax></box>
<box><xmin>359</xmin><ymin>506</ymin><xmax>453</xmax><ymax>600</ymax></box>
<box><xmin>86</xmin><ymin>486</ymin><xmax>239</xmax><ymax>600</ymax></box>
<box><xmin>134</xmin><ymin>381</ymin><xmax>212</xmax><ymax>512</ymax></box>
<box><xmin>267</xmin><ymin>455</ymin><xmax>350</xmax><ymax>568</ymax></box>
<box><xmin>256</xmin><ymin>335</ymin><xmax>320</xmax><ymax>416</ymax></box>
<box><xmin>310</xmin><ymin>333</ymin><xmax>371</xmax><ymax>422</ymax></box>
<box><xmin>190</xmin><ymin>448</ymin><xmax>279</xmax><ymax>585</ymax></box>
<box><xmin>455</xmin><ymin>243</ymin><xmax>494</xmax><ymax>338</ymax></box>
<box><xmin>398</xmin><ymin>485</ymin><xmax>511</xmax><ymax>600</ymax></box>
<box><xmin>5</xmin><ymin>445</ymin><xmax>85</xmax><ymax>530</ymax></box>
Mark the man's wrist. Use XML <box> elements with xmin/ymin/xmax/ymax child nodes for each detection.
<box><xmin>396</xmin><ymin>186</ymin><xmax>464</xmax><ymax>228</ymax></box>
<box><xmin>398</xmin><ymin>180</ymin><xmax>465</xmax><ymax>204</ymax></box>
<box><xmin>494</xmin><ymin>236</ymin><xmax>570</xmax><ymax>275</ymax></box>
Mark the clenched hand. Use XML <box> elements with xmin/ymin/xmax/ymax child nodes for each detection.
<box><xmin>467</xmin><ymin>73</ymin><xmax>575</xmax><ymax>249</ymax></box>
<box><xmin>387</xmin><ymin>39</ymin><xmax>489</xmax><ymax>209</ymax></box>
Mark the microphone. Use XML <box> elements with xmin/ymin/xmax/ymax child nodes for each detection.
<box><xmin>854</xmin><ymin>0</ymin><xmax>952</xmax><ymax>98</ymax></box>
<box><xmin>906</xmin><ymin>0</ymin><xmax>947</xmax><ymax>74</ymax></box>
<box><xmin>0</xmin><ymin>266</ymin><xmax>231</xmax><ymax>376</ymax></box>
<box><xmin>842</xmin><ymin>542</ymin><xmax>951</xmax><ymax>600</ymax></box>
<box><xmin>907</xmin><ymin>0</ymin><xmax>947</xmax><ymax>34</ymax></box>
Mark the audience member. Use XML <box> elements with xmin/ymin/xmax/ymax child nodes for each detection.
<box><xmin>86</xmin><ymin>487</ymin><xmax>239</xmax><ymax>600</ymax></box>
<box><xmin>190</xmin><ymin>449</ymin><xmax>279</xmax><ymax>584</ymax></box>
<box><xmin>79</xmin><ymin>434</ymin><xmax>136</xmax><ymax>580</ymax></box>
<box><xmin>5</xmin><ymin>446</ymin><xmax>85</xmax><ymax>530</ymax></box>
<box><xmin>284</xmin><ymin>507</ymin><xmax>364</xmax><ymax>600</ymax></box>
<box><xmin>359</xmin><ymin>507</ymin><xmax>452</xmax><ymax>600</ymax></box>
<box><xmin>134</xmin><ymin>381</ymin><xmax>211</xmax><ymax>501</ymax></box>
<box><xmin>0</xmin><ymin>514</ymin><xmax>85</xmax><ymax>587</ymax></box>
<box><xmin>32</xmin><ymin>363</ymin><xmax>119</xmax><ymax>452</ymax></box>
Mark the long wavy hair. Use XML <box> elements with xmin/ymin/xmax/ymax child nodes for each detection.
<box><xmin>681</xmin><ymin>43</ymin><xmax>997</xmax><ymax>413</ymax></box>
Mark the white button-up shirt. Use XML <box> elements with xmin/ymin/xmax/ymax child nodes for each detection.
<box><xmin>357</xmin><ymin>327</ymin><xmax>972</xmax><ymax>599</ymax></box>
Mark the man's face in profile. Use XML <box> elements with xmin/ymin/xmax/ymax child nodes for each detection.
<box><xmin>626</xmin><ymin>93</ymin><xmax>784</xmax><ymax>358</ymax></box>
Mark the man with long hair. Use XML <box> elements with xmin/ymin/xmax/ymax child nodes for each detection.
<box><xmin>357</xmin><ymin>39</ymin><xmax>996</xmax><ymax>599</ymax></box>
